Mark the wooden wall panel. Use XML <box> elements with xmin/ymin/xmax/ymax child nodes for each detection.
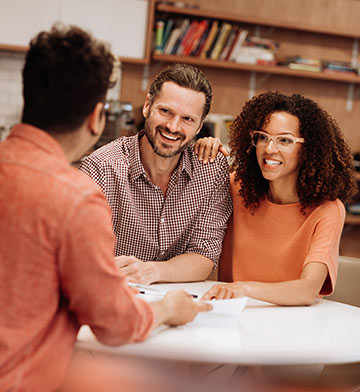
<box><xmin>183</xmin><ymin>0</ymin><xmax>360</xmax><ymax>34</ymax></box>
<box><xmin>120</xmin><ymin>0</ymin><xmax>360</xmax><ymax>152</ymax></box>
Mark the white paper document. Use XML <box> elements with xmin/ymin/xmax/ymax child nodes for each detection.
<box><xmin>204</xmin><ymin>297</ymin><xmax>248</xmax><ymax>316</ymax></box>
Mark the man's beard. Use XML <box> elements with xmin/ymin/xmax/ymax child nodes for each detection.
<box><xmin>144</xmin><ymin>118</ymin><xmax>191</xmax><ymax>158</ymax></box>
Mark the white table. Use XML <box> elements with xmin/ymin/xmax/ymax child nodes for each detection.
<box><xmin>77</xmin><ymin>281</ymin><xmax>360</xmax><ymax>366</ymax></box>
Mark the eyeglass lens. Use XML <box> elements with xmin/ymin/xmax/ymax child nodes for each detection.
<box><xmin>252</xmin><ymin>132</ymin><xmax>296</xmax><ymax>151</ymax></box>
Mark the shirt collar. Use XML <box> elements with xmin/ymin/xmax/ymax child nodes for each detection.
<box><xmin>128</xmin><ymin>131</ymin><xmax>148</xmax><ymax>183</ymax></box>
<box><xmin>7</xmin><ymin>123</ymin><xmax>68</xmax><ymax>162</ymax></box>
<box><xmin>128</xmin><ymin>130</ymin><xmax>194</xmax><ymax>183</ymax></box>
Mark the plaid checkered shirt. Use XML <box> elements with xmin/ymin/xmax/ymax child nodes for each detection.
<box><xmin>80</xmin><ymin>132</ymin><xmax>232</xmax><ymax>266</ymax></box>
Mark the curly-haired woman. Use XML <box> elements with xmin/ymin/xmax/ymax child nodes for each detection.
<box><xmin>195</xmin><ymin>91</ymin><xmax>357</xmax><ymax>305</ymax></box>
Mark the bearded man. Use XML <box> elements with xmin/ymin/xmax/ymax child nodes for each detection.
<box><xmin>80</xmin><ymin>63</ymin><xmax>232</xmax><ymax>285</ymax></box>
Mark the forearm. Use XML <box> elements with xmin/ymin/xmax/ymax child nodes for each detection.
<box><xmin>242</xmin><ymin>279</ymin><xmax>321</xmax><ymax>306</ymax></box>
<box><xmin>241</xmin><ymin>262</ymin><xmax>328</xmax><ymax>306</ymax></box>
<box><xmin>148</xmin><ymin>254</ymin><xmax>214</xmax><ymax>284</ymax></box>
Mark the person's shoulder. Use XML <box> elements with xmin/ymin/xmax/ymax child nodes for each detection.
<box><xmin>315</xmin><ymin>199</ymin><xmax>345</xmax><ymax>212</ymax></box>
<box><xmin>311</xmin><ymin>199</ymin><xmax>346</xmax><ymax>222</ymax></box>
<box><xmin>57</xmin><ymin>164</ymin><xmax>106</xmax><ymax>198</ymax></box>
<box><xmin>84</xmin><ymin>135</ymin><xmax>136</xmax><ymax>166</ymax></box>
<box><xmin>188</xmin><ymin>144</ymin><xmax>229</xmax><ymax>173</ymax></box>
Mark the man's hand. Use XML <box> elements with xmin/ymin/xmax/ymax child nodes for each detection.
<box><xmin>115</xmin><ymin>255</ymin><xmax>155</xmax><ymax>285</ymax></box>
<box><xmin>201</xmin><ymin>282</ymin><xmax>247</xmax><ymax>300</ymax></box>
<box><xmin>194</xmin><ymin>137</ymin><xmax>229</xmax><ymax>164</ymax></box>
<box><xmin>154</xmin><ymin>290</ymin><xmax>212</xmax><ymax>327</ymax></box>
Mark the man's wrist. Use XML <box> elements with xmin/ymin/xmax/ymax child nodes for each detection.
<box><xmin>150</xmin><ymin>298</ymin><xmax>172</xmax><ymax>328</ymax></box>
<box><xmin>145</xmin><ymin>261</ymin><xmax>162</xmax><ymax>284</ymax></box>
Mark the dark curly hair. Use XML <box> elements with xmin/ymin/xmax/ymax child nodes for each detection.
<box><xmin>229</xmin><ymin>91</ymin><xmax>358</xmax><ymax>212</ymax></box>
<box><xmin>22</xmin><ymin>24</ymin><xmax>116</xmax><ymax>133</ymax></box>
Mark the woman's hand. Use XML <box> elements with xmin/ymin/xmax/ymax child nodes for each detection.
<box><xmin>194</xmin><ymin>137</ymin><xmax>229</xmax><ymax>164</ymax></box>
<box><xmin>202</xmin><ymin>282</ymin><xmax>247</xmax><ymax>300</ymax></box>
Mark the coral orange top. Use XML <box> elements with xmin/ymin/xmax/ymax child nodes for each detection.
<box><xmin>218</xmin><ymin>174</ymin><xmax>345</xmax><ymax>295</ymax></box>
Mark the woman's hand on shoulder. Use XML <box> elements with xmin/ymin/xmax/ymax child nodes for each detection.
<box><xmin>201</xmin><ymin>282</ymin><xmax>246</xmax><ymax>300</ymax></box>
<box><xmin>194</xmin><ymin>137</ymin><xmax>229</xmax><ymax>164</ymax></box>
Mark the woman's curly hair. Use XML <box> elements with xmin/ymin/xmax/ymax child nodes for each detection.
<box><xmin>229</xmin><ymin>91</ymin><xmax>358</xmax><ymax>213</ymax></box>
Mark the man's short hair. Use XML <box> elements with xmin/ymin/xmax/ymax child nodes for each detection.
<box><xmin>21</xmin><ymin>24</ymin><xmax>116</xmax><ymax>133</ymax></box>
<box><xmin>148</xmin><ymin>63</ymin><xmax>212</xmax><ymax>120</ymax></box>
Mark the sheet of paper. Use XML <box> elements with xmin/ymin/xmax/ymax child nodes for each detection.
<box><xmin>204</xmin><ymin>297</ymin><xmax>248</xmax><ymax>316</ymax></box>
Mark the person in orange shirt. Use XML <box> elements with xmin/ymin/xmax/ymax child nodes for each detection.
<box><xmin>0</xmin><ymin>25</ymin><xmax>211</xmax><ymax>392</ymax></box>
<box><xmin>195</xmin><ymin>91</ymin><xmax>357</xmax><ymax>305</ymax></box>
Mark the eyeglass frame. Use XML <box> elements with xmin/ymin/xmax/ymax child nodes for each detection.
<box><xmin>250</xmin><ymin>130</ymin><xmax>305</xmax><ymax>152</ymax></box>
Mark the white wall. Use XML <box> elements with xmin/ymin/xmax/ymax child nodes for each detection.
<box><xmin>0</xmin><ymin>52</ymin><xmax>24</xmax><ymax>140</ymax></box>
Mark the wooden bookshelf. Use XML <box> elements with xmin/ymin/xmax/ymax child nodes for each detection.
<box><xmin>157</xmin><ymin>3</ymin><xmax>360</xmax><ymax>39</ymax></box>
<box><xmin>345</xmin><ymin>214</ymin><xmax>360</xmax><ymax>226</ymax></box>
<box><xmin>152</xmin><ymin>53</ymin><xmax>360</xmax><ymax>84</ymax></box>
<box><xmin>153</xmin><ymin>1</ymin><xmax>360</xmax><ymax>85</ymax></box>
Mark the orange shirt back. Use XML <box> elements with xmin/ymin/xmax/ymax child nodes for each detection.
<box><xmin>0</xmin><ymin>125</ymin><xmax>154</xmax><ymax>391</ymax></box>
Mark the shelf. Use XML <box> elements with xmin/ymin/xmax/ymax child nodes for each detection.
<box><xmin>157</xmin><ymin>3</ymin><xmax>360</xmax><ymax>39</ymax></box>
<box><xmin>0</xmin><ymin>44</ymin><xmax>150</xmax><ymax>64</ymax></box>
<box><xmin>0</xmin><ymin>44</ymin><xmax>27</xmax><ymax>53</ymax></box>
<box><xmin>152</xmin><ymin>53</ymin><xmax>360</xmax><ymax>84</ymax></box>
<box><xmin>345</xmin><ymin>214</ymin><xmax>360</xmax><ymax>226</ymax></box>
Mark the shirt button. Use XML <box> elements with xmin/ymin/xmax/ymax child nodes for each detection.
<box><xmin>160</xmin><ymin>218</ymin><xmax>165</xmax><ymax>224</ymax></box>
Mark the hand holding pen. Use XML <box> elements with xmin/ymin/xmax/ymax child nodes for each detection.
<box><xmin>127</xmin><ymin>282</ymin><xmax>198</xmax><ymax>298</ymax></box>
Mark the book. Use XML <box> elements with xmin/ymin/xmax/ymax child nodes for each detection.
<box><xmin>185</xmin><ymin>19</ymin><xmax>209</xmax><ymax>56</ymax></box>
<box><xmin>283</xmin><ymin>56</ymin><xmax>322</xmax><ymax>72</ymax></box>
<box><xmin>177</xmin><ymin>20</ymin><xmax>199</xmax><ymax>56</ymax></box>
<box><xmin>285</xmin><ymin>56</ymin><xmax>321</xmax><ymax>66</ymax></box>
<box><xmin>199</xmin><ymin>20</ymin><xmax>219</xmax><ymax>59</ymax></box>
<box><xmin>191</xmin><ymin>23</ymin><xmax>211</xmax><ymax>56</ymax></box>
<box><xmin>205</xmin><ymin>21</ymin><xmax>223</xmax><ymax>58</ymax></box>
<box><xmin>219</xmin><ymin>25</ymin><xmax>239</xmax><ymax>61</ymax></box>
<box><xmin>160</xmin><ymin>19</ymin><xmax>174</xmax><ymax>52</ymax></box>
<box><xmin>322</xmin><ymin>59</ymin><xmax>357</xmax><ymax>74</ymax></box>
<box><xmin>210</xmin><ymin>22</ymin><xmax>232</xmax><ymax>61</ymax></box>
<box><xmin>170</xmin><ymin>18</ymin><xmax>190</xmax><ymax>55</ymax></box>
<box><xmin>246</xmin><ymin>36</ymin><xmax>279</xmax><ymax>51</ymax></box>
<box><xmin>229</xmin><ymin>29</ymin><xmax>248</xmax><ymax>62</ymax></box>
<box><xmin>164</xmin><ymin>27</ymin><xmax>181</xmax><ymax>54</ymax></box>
<box><xmin>235</xmin><ymin>46</ymin><xmax>274</xmax><ymax>64</ymax></box>
<box><xmin>288</xmin><ymin>63</ymin><xmax>321</xmax><ymax>72</ymax></box>
<box><xmin>154</xmin><ymin>20</ymin><xmax>165</xmax><ymax>54</ymax></box>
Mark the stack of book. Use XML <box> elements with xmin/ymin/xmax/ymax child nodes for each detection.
<box><xmin>234</xmin><ymin>36</ymin><xmax>278</xmax><ymax>65</ymax></box>
<box><xmin>322</xmin><ymin>60</ymin><xmax>358</xmax><ymax>75</ymax></box>
<box><xmin>282</xmin><ymin>56</ymin><xmax>322</xmax><ymax>72</ymax></box>
<box><xmin>154</xmin><ymin>18</ymin><xmax>279</xmax><ymax>65</ymax></box>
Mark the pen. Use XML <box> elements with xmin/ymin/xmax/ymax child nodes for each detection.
<box><xmin>127</xmin><ymin>283</ymin><xmax>198</xmax><ymax>298</ymax></box>
<box><xmin>138</xmin><ymin>290</ymin><xmax>198</xmax><ymax>299</ymax></box>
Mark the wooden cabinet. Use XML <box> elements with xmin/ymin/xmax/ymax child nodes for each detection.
<box><xmin>0</xmin><ymin>0</ymin><xmax>59</xmax><ymax>50</ymax></box>
<box><xmin>0</xmin><ymin>0</ymin><xmax>153</xmax><ymax>62</ymax></box>
<box><xmin>141</xmin><ymin>0</ymin><xmax>360</xmax><ymax>154</ymax></box>
<box><xmin>152</xmin><ymin>1</ymin><xmax>360</xmax><ymax>85</ymax></box>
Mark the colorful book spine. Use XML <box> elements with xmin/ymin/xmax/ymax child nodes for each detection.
<box><xmin>177</xmin><ymin>20</ymin><xmax>199</xmax><ymax>56</ymax></box>
<box><xmin>210</xmin><ymin>22</ymin><xmax>232</xmax><ymax>60</ymax></box>
<box><xmin>170</xmin><ymin>18</ymin><xmax>190</xmax><ymax>55</ymax></box>
<box><xmin>161</xmin><ymin>19</ymin><xmax>174</xmax><ymax>52</ymax></box>
<box><xmin>164</xmin><ymin>27</ymin><xmax>181</xmax><ymax>54</ymax></box>
<box><xmin>154</xmin><ymin>20</ymin><xmax>165</xmax><ymax>54</ymax></box>
<box><xmin>219</xmin><ymin>25</ymin><xmax>238</xmax><ymax>61</ymax></box>
<box><xmin>184</xmin><ymin>19</ymin><xmax>209</xmax><ymax>56</ymax></box>
<box><xmin>205</xmin><ymin>22</ymin><xmax>223</xmax><ymax>58</ymax></box>
<box><xmin>191</xmin><ymin>24</ymin><xmax>211</xmax><ymax>56</ymax></box>
<box><xmin>199</xmin><ymin>20</ymin><xmax>219</xmax><ymax>59</ymax></box>
<box><xmin>229</xmin><ymin>29</ymin><xmax>248</xmax><ymax>62</ymax></box>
